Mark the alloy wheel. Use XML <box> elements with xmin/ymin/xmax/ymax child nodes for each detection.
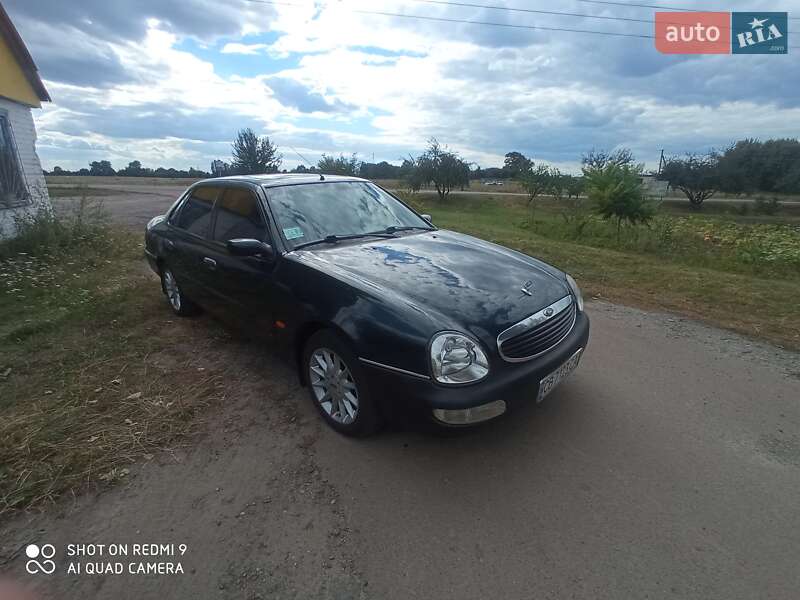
<box><xmin>163</xmin><ymin>270</ymin><xmax>182</xmax><ymax>312</ymax></box>
<box><xmin>309</xmin><ymin>348</ymin><xmax>359</xmax><ymax>425</ymax></box>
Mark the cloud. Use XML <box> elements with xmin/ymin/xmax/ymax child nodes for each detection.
<box><xmin>221</xmin><ymin>43</ymin><xmax>269</xmax><ymax>55</ymax></box>
<box><xmin>4</xmin><ymin>0</ymin><xmax>270</xmax><ymax>44</ymax></box>
<box><xmin>4</xmin><ymin>0</ymin><xmax>797</xmax><ymax>173</ymax></box>
<box><xmin>266</xmin><ymin>77</ymin><xmax>355</xmax><ymax>114</ymax></box>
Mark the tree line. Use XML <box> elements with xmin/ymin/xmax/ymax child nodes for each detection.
<box><xmin>661</xmin><ymin>138</ymin><xmax>800</xmax><ymax>205</ymax></box>
<box><xmin>45</xmin><ymin>129</ymin><xmax>800</xmax><ymax>203</ymax></box>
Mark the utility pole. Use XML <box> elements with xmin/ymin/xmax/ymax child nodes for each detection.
<box><xmin>657</xmin><ymin>149</ymin><xmax>665</xmax><ymax>176</ymax></box>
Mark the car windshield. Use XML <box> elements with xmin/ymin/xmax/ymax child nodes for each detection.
<box><xmin>265</xmin><ymin>181</ymin><xmax>432</xmax><ymax>249</ymax></box>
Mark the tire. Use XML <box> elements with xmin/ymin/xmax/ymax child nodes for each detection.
<box><xmin>160</xmin><ymin>267</ymin><xmax>200</xmax><ymax>317</ymax></box>
<box><xmin>302</xmin><ymin>330</ymin><xmax>380</xmax><ymax>437</ymax></box>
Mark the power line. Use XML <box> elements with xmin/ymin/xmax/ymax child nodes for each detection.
<box><xmin>569</xmin><ymin>0</ymin><xmax>799</xmax><ymax>20</ymax></box>
<box><xmin>408</xmin><ymin>0</ymin><xmax>656</xmax><ymax>25</ymax></box>
<box><xmin>351</xmin><ymin>8</ymin><xmax>654</xmax><ymax>38</ymax></box>
<box><xmin>406</xmin><ymin>0</ymin><xmax>794</xmax><ymax>32</ymax></box>
<box><xmin>243</xmin><ymin>0</ymin><xmax>654</xmax><ymax>38</ymax></box>
<box><xmin>243</xmin><ymin>0</ymin><xmax>797</xmax><ymax>46</ymax></box>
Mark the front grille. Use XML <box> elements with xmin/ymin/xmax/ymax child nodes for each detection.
<box><xmin>498</xmin><ymin>297</ymin><xmax>576</xmax><ymax>361</ymax></box>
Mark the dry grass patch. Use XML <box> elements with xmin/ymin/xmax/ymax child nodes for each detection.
<box><xmin>0</xmin><ymin>228</ymin><xmax>226</xmax><ymax>519</ymax></box>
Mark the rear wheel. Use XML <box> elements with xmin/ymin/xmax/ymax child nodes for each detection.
<box><xmin>161</xmin><ymin>268</ymin><xmax>199</xmax><ymax>316</ymax></box>
<box><xmin>303</xmin><ymin>330</ymin><xmax>379</xmax><ymax>437</ymax></box>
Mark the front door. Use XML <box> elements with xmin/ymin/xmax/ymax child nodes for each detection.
<box><xmin>202</xmin><ymin>185</ymin><xmax>277</xmax><ymax>334</ymax></box>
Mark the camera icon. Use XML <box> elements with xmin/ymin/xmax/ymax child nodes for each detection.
<box><xmin>25</xmin><ymin>544</ymin><xmax>56</xmax><ymax>575</ymax></box>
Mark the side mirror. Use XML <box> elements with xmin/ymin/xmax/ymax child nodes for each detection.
<box><xmin>226</xmin><ymin>238</ymin><xmax>274</xmax><ymax>259</ymax></box>
<box><xmin>421</xmin><ymin>214</ymin><xmax>432</xmax><ymax>224</ymax></box>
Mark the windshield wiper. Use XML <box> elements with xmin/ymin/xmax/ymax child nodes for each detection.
<box><xmin>382</xmin><ymin>225</ymin><xmax>434</xmax><ymax>234</ymax></box>
<box><xmin>292</xmin><ymin>231</ymin><xmax>397</xmax><ymax>251</ymax></box>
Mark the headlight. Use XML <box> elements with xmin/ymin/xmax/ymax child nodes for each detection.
<box><xmin>565</xmin><ymin>273</ymin><xmax>584</xmax><ymax>312</ymax></box>
<box><xmin>429</xmin><ymin>332</ymin><xmax>490</xmax><ymax>385</ymax></box>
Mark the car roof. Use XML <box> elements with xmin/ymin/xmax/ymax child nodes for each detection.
<box><xmin>198</xmin><ymin>173</ymin><xmax>369</xmax><ymax>188</ymax></box>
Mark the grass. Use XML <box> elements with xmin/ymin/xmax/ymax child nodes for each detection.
<box><xmin>402</xmin><ymin>192</ymin><xmax>800</xmax><ymax>350</ymax></box>
<box><xmin>0</xmin><ymin>208</ymin><xmax>225</xmax><ymax>519</ymax></box>
<box><xmin>46</xmin><ymin>185</ymin><xmax>127</xmax><ymax>198</ymax></box>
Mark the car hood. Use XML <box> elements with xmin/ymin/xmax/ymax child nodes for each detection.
<box><xmin>292</xmin><ymin>230</ymin><xmax>570</xmax><ymax>340</ymax></box>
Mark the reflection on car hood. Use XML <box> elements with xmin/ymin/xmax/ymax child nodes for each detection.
<box><xmin>292</xmin><ymin>230</ymin><xmax>570</xmax><ymax>338</ymax></box>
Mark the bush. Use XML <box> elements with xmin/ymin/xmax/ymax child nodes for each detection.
<box><xmin>0</xmin><ymin>194</ymin><xmax>111</xmax><ymax>259</ymax></box>
<box><xmin>583</xmin><ymin>162</ymin><xmax>655</xmax><ymax>242</ymax></box>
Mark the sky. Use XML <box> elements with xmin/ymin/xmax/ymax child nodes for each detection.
<box><xmin>5</xmin><ymin>0</ymin><xmax>800</xmax><ymax>174</ymax></box>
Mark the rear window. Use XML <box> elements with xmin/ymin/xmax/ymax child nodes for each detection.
<box><xmin>175</xmin><ymin>186</ymin><xmax>217</xmax><ymax>237</ymax></box>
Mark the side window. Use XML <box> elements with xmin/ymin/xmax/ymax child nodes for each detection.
<box><xmin>213</xmin><ymin>187</ymin><xmax>268</xmax><ymax>243</ymax></box>
<box><xmin>0</xmin><ymin>113</ymin><xmax>29</xmax><ymax>209</ymax></box>
<box><xmin>175</xmin><ymin>186</ymin><xmax>217</xmax><ymax>237</ymax></box>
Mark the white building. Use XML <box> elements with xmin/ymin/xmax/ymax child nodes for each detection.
<box><xmin>0</xmin><ymin>1</ymin><xmax>51</xmax><ymax>240</ymax></box>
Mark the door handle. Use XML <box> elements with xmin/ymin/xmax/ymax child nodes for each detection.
<box><xmin>203</xmin><ymin>257</ymin><xmax>217</xmax><ymax>269</ymax></box>
<box><xmin>164</xmin><ymin>239</ymin><xmax>175</xmax><ymax>251</ymax></box>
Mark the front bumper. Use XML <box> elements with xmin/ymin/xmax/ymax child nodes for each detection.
<box><xmin>144</xmin><ymin>248</ymin><xmax>159</xmax><ymax>275</ymax></box>
<box><xmin>361</xmin><ymin>311</ymin><xmax>590</xmax><ymax>425</ymax></box>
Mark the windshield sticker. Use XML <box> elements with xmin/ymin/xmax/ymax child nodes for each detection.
<box><xmin>283</xmin><ymin>227</ymin><xmax>305</xmax><ymax>240</ymax></box>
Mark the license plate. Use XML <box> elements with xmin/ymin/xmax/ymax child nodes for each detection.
<box><xmin>536</xmin><ymin>348</ymin><xmax>583</xmax><ymax>403</ymax></box>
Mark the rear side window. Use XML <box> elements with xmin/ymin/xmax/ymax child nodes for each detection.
<box><xmin>175</xmin><ymin>186</ymin><xmax>217</xmax><ymax>237</ymax></box>
<box><xmin>213</xmin><ymin>187</ymin><xmax>267</xmax><ymax>242</ymax></box>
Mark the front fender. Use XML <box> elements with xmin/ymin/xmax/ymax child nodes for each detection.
<box><xmin>281</xmin><ymin>254</ymin><xmax>437</xmax><ymax>378</ymax></box>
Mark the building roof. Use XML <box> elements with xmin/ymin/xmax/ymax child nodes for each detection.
<box><xmin>0</xmin><ymin>2</ymin><xmax>50</xmax><ymax>103</ymax></box>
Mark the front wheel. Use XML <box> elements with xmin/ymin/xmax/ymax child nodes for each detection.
<box><xmin>161</xmin><ymin>268</ymin><xmax>199</xmax><ymax>316</ymax></box>
<box><xmin>303</xmin><ymin>330</ymin><xmax>380</xmax><ymax>437</ymax></box>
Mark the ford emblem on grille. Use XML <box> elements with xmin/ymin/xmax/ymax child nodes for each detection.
<box><xmin>497</xmin><ymin>296</ymin><xmax>577</xmax><ymax>362</ymax></box>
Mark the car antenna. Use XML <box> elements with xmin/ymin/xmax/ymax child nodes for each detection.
<box><xmin>288</xmin><ymin>145</ymin><xmax>325</xmax><ymax>180</ymax></box>
<box><xmin>288</xmin><ymin>145</ymin><xmax>317</xmax><ymax>172</ymax></box>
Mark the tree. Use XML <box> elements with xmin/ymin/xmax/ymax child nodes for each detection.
<box><xmin>359</xmin><ymin>161</ymin><xmax>402</xmax><ymax>180</ymax></box>
<box><xmin>517</xmin><ymin>164</ymin><xmax>552</xmax><ymax>225</ymax></box>
<box><xmin>502</xmin><ymin>151</ymin><xmax>533</xmax><ymax>177</ymax></box>
<box><xmin>317</xmin><ymin>153</ymin><xmax>361</xmax><ymax>176</ymax></box>
<box><xmin>582</xmin><ymin>148</ymin><xmax>635</xmax><ymax>170</ymax></box>
<box><xmin>231</xmin><ymin>128</ymin><xmax>282</xmax><ymax>174</ymax></box>
<box><xmin>583</xmin><ymin>159</ymin><xmax>653</xmax><ymax>242</ymax></box>
<box><xmin>399</xmin><ymin>156</ymin><xmax>425</xmax><ymax>193</ymax></box>
<box><xmin>88</xmin><ymin>160</ymin><xmax>115</xmax><ymax>176</ymax></box>
<box><xmin>210</xmin><ymin>159</ymin><xmax>231</xmax><ymax>178</ymax></box>
<box><xmin>558</xmin><ymin>175</ymin><xmax>591</xmax><ymax>237</ymax></box>
<box><xmin>564</xmin><ymin>175</ymin><xmax>584</xmax><ymax>200</ymax></box>
<box><xmin>519</xmin><ymin>165</ymin><xmax>551</xmax><ymax>202</ymax></box>
<box><xmin>416</xmin><ymin>139</ymin><xmax>470</xmax><ymax>200</ymax></box>
<box><xmin>717</xmin><ymin>138</ymin><xmax>800</xmax><ymax>194</ymax></box>
<box><xmin>660</xmin><ymin>152</ymin><xmax>720</xmax><ymax>206</ymax></box>
<box><xmin>118</xmin><ymin>160</ymin><xmax>146</xmax><ymax>177</ymax></box>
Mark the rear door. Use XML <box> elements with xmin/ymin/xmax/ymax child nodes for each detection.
<box><xmin>166</xmin><ymin>184</ymin><xmax>220</xmax><ymax>306</ymax></box>
<box><xmin>202</xmin><ymin>185</ymin><xmax>278</xmax><ymax>332</ymax></box>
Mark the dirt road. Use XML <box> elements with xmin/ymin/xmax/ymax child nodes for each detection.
<box><xmin>2</xmin><ymin>188</ymin><xmax>799</xmax><ymax>599</ymax></box>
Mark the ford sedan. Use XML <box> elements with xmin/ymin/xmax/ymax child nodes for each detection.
<box><xmin>144</xmin><ymin>174</ymin><xmax>589</xmax><ymax>436</ymax></box>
